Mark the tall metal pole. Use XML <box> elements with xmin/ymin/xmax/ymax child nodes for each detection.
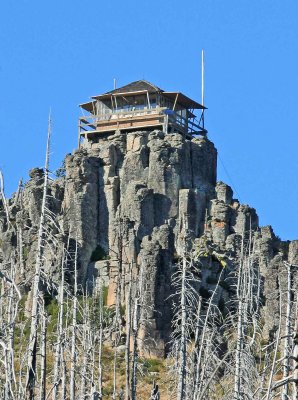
<box><xmin>201</xmin><ymin>49</ymin><xmax>205</xmax><ymax>107</ymax></box>
<box><xmin>201</xmin><ymin>49</ymin><xmax>205</xmax><ymax>130</ymax></box>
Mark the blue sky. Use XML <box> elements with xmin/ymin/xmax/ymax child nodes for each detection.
<box><xmin>0</xmin><ymin>1</ymin><xmax>297</xmax><ymax>240</ymax></box>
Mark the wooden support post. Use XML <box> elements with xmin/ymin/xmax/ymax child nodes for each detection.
<box><xmin>173</xmin><ymin>93</ymin><xmax>179</xmax><ymax>111</ymax></box>
<box><xmin>78</xmin><ymin>123</ymin><xmax>81</xmax><ymax>149</ymax></box>
<box><xmin>146</xmin><ymin>91</ymin><xmax>151</xmax><ymax>109</ymax></box>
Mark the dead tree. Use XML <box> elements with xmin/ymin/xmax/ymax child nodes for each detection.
<box><xmin>231</xmin><ymin>232</ymin><xmax>261</xmax><ymax>400</ymax></box>
<box><xmin>192</xmin><ymin>266</ymin><xmax>225</xmax><ymax>399</ymax></box>
<box><xmin>0</xmin><ymin>170</ymin><xmax>11</xmax><ymax>227</ymax></box>
<box><xmin>292</xmin><ymin>300</ymin><xmax>298</xmax><ymax>399</ymax></box>
<box><xmin>80</xmin><ymin>291</ymin><xmax>89</xmax><ymax>398</ymax></box>
<box><xmin>26</xmin><ymin>113</ymin><xmax>51</xmax><ymax>398</ymax></box>
<box><xmin>39</xmin><ymin>296</ymin><xmax>47</xmax><ymax>400</ymax></box>
<box><xmin>265</xmin><ymin>277</ymin><xmax>283</xmax><ymax>400</ymax></box>
<box><xmin>112</xmin><ymin>219</ymin><xmax>125</xmax><ymax>400</ymax></box>
<box><xmin>131</xmin><ymin>260</ymin><xmax>145</xmax><ymax>400</ymax></box>
<box><xmin>149</xmin><ymin>381</ymin><xmax>160</xmax><ymax>400</ymax></box>
<box><xmin>69</xmin><ymin>236</ymin><xmax>78</xmax><ymax>400</ymax></box>
<box><xmin>0</xmin><ymin>260</ymin><xmax>22</xmax><ymax>400</ymax></box>
<box><xmin>268</xmin><ymin>262</ymin><xmax>298</xmax><ymax>399</ymax></box>
<box><xmin>167</xmin><ymin>240</ymin><xmax>203</xmax><ymax>400</ymax></box>
<box><xmin>282</xmin><ymin>261</ymin><xmax>293</xmax><ymax>400</ymax></box>
<box><xmin>97</xmin><ymin>280</ymin><xmax>104</xmax><ymax>400</ymax></box>
<box><xmin>125</xmin><ymin>265</ymin><xmax>133</xmax><ymax>400</ymax></box>
<box><xmin>52</xmin><ymin>245</ymin><xmax>67</xmax><ymax>400</ymax></box>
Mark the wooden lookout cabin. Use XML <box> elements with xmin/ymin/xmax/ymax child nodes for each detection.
<box><xmin>78</xmin><ymin>80</ymin><xmax>207</xmax><ymax>145</ymax></box>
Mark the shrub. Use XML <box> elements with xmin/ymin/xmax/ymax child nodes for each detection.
<box><xmin>90</xmin><ymin>245</ymin><xmax>109</xmax><ymax>262</ymax></box>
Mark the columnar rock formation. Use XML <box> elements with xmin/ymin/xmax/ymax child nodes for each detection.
<box><xmin>0</xmin><ymin>129</ymin><xmax>297</xmax><ymax>356</ymax></box>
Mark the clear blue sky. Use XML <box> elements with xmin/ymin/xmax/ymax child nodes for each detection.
<box><xmin>0</xmin><ymin>1</ymin><xmax>297</xmax><ymax>240</ymax></box>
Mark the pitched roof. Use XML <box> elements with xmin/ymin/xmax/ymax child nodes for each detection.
<box><xmin>80</xmin><ymin>80</ymin><xmax>206</xmax><ymax>110</ymax></box>
<box><xmin>105</xmin><ymin>80</ymin><xmax>162</xmax><ymax>95</ymax></box>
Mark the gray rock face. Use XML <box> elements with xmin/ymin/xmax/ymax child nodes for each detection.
<box><xmin>138</xmin><ymin>225</ymin><xmax>173</xmax><ymax>357</ymax></box>
<box><xmin>62</xmin><ymin>150</ymin><xmax>101</xmax><ymax>282</ymax></box>
<box><xmin>0</xmin><ymin>129</ymin><xmax>297</xmax><ymax>356</ymax></box>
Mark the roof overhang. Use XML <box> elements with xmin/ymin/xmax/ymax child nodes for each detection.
<box><xmin>80</xmin><ymin>90</ymin><xmax>207</xmax><ymax>112</ymax></box>
<box><xmin>79</xmin><ymin>100</ymin><xmax>96</xmax><ymax>113</ymax></box>
<box><xmin>162</xmin><ymin>92</ymin><xmax>206</xmax><ymax>110</ymax></box>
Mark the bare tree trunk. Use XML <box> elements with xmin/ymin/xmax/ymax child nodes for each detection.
<box><xmin>70</xmin><ymin>237</ymin><xmax>78</xmax><ymax>400</ymax></box>
<box><xmin>131</xmin><ymin>296</ymin><xmax>139</xmax><ymax>400</ymax></box>
<box><xmin>89</xmin><ymin>297</ymin><xmax>97</xmax><ymax>396</ymax></box>
<box><xmin>0</xmin><ymin>261</ymin><xmax>22</xmax><ymax>399</ymax></box>
<box><xmin>197</xmin><ymin>351</ymin><xmax>230</xmax><ymax>400</ymax></box>
<box><xmin>131</xmin><ymin>261</ymin><xmax>144</xmax><ymax>400</ymax></box>
<box><xmin>282</xmin><ymin>262</ymin><xmax>292</xmax><ymax>400</ymax></box>
<box><xmin>0</xmin><ymin>170</ymin><xmax>11</xmax><ymax>227</ymax></box>
<box><xmin>0</xmin><ymin>278</ymin><xmax>4</xmax><ymax>332</ymax></box>
<box><xmin>233</xmin><ymin>233</ymin><xmax>245</xmax><ymax>400</ymax></box>
<box><xmin>125</xmin><ymin>265</ymin><xmax>132</xmax><ymax>400</ymax></box>
<box><xmin>177</xmin><ymin>255</ymin><xmax>187</xmax><ymax>400</ymax></box>
<box><xmin>292</xmin><ymin>298</ymin><xmax>298</xmax><ymax>400</ymax></box>
<box><xmin>191</xmin><ymin>297</ymin><xmax>202</xmax><ymax>399</ymax></box>
<box><xmin>112</xmin><ymin>283</ymin><xmax>121</xmax><ymax>400</ymax></box>
<box><xmin>26</xmin><ymin>113</ymin><xmax>51</xmax><ymax>399</ymax></box>
<box><xmin>60</xmin><ymin>349</ymin><xmax>67</xmax><ymax>400</ymax></box>
<box><xmin>112</xmin><ymin>229</ymin><xmax>124</xmax><ymax>400</ymax></box>
<box><xmin>7</xmin><ymin>261</ymin><xmax>19</xmax><ymax>399</ymax></box>
<box><xmin>2</xmin><ymin>277</ymin><xmax>16</xmax><ymax>400</ymax></box>
<box><xmin>194</xmin><ymin>268</ymin><xmax>224</xmax><ymax>399</ymax></box>
<box><xmin>233</xmin><ymin>297</ymin><xmax>244</xmax><ymax>400</ymax></box>
<box><xmin>52</xmin><ymin>249</ymin><xmax>66</xmax><ymax>400</ymax></box>
<box><xmin>39</xmin><ymin>298</ymin><xmax>47</xmax><ymax>400</ymax></box>
<box><xmin>80</xmin><ymin>292</ymin><xmax>89</xmax><ymax>399</ymax></box>
<box><xmin>97</xmin><ymin>281</ymin><xmax>104</xmax><ymax>400</ymax></box>
<box><xmin>265</xmin><ymin>276</ymin><xmax>282</xmax><ymax>400</ymax></box>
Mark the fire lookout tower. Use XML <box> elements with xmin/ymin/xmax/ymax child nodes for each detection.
<box><xmin>78</xmin><ymin>80</ymin><xmax>206</xmax><ymax>146</ymax></box>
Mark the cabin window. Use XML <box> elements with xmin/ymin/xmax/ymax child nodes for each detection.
<box><xmin>150</xmin><ymin>96</ymin><xmax>156</xmax><ymax>108</ymax></box>
<box><xmin>96</xmin><ymin>100</ymin><xmax>112</xmax><ymax>118</ymax></box>
<box><xmin>131</xmin><ymin>95</ymin><xmax>146</xmax><ymax>110</ymax></box>
<box><xmin>160</xmin><ymin>96</ymin><xmax>174</xmax><ymax>109</ymax></box>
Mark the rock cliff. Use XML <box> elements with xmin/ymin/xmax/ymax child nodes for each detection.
<box><xmin>0</xmin><ymin>129</ymin><xmax>297</xmax><ymax>356</ymax></box>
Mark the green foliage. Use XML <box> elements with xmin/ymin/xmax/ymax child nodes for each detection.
<box><xmin>102</xmin><ymin>386</ymin><xmax>114</xmax><ymax>396</ymax></box>
<box><xmin>141</xmin><ymin>358</ymin><xmax>163</xmax><ymax>373</ymax></box>
<box><xmin>55</xmin><ymin>159</ymin><xmax>66</xmax><ymax>178</ymax></box>
<box><xmin>206</xmin><ymin>275</ymin><xmax>218</xmax><ymax>285</ymax></box>
<box><xmin>199</xmin><ymin>286</ymin><xmax>211</xmax><ymax>299</ymax></box>
<box><xmin>120</xmin><ymin>303</ymin><xmax>126</xmax><ymax>317</ymax></box>
<box><xmin>218</xmin><ymin>280</ymin><xmax>231</xmax><ymax>291</ymax></box>
<box><xmin>45</xmin><ymin>298</ymin><xmax>59</xmax><ymax>334</ymax></box>
<box><xmin>23</xmin><ymin>246</ymin><xmax>29</xmax><ymax>260</ymax></box>
<box><xmin>90</xmin><ymin>245</ymin><xmax>110</xmax><ymax>262</ymax></box>
<box><xmin>102</xmin><ymin>285</ymin><xmax>109</xmax><ymax>306</ymax></box>
<box><xmin>14</xmin><ymin>294</ymin><xmax>31</xmax><ymax>351</ymax></box>
<box><xmin>218</xmin><ymin>297</ymin><xmax>226</xmax><ymax>314</ymax></box>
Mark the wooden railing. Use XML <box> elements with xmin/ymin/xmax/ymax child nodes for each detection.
<box><xmin>78</xmin><ymin>107</ymin><xmax>205</xmax><ymax>135</ymax></box>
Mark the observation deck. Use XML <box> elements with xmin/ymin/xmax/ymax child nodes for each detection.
<box><xmin>78</xmin><ymin>80</ymin><xmax>207</xmax><ymax>145</ymax></box>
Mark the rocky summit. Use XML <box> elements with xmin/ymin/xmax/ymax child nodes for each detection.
<box><xmin>1</xmin><ymin>129</ymin><xmax>297</xmax><ymax>361</ymax></box>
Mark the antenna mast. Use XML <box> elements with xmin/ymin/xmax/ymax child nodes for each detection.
<box><xmin>201</xmin><ymin>49</ymin><xmax>204</xmax><ymax>107</ymax></box>
<box><xmin>201</xmin><ymin>49</ymin><xmax>205</xmax><ymax>131</ymax></box>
